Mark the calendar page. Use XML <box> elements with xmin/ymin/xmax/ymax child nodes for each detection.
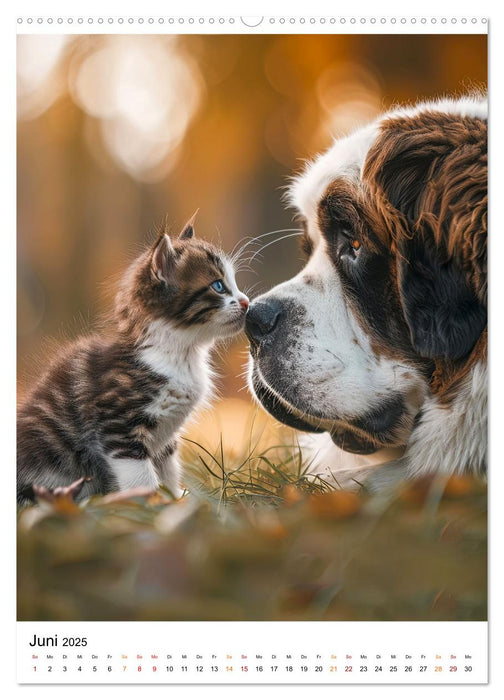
<box><xmin>14</xmin><ymin>3</ymin><xmax>490</xmax><ymax>689</ymax></box>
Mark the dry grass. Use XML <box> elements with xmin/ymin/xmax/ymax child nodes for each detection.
<box><xmin>17</xmin><ymin>401</ymin><xmax>487</xmax><ymax>622</ymax></box>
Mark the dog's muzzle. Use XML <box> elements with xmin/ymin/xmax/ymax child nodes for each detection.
<box><xmin>246</xmin><ymin>299</ymin><xmax>379</xmax><ymax>455</ymax></box>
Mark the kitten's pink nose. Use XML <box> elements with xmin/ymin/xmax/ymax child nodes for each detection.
<box><xmin>239</xmin><ymin>296</ymin><xmax>249</xmax><ymax>311</ymax></box>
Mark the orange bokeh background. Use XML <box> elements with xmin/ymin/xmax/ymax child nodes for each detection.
<box><xmin>17</xmin><ymin>33</ymin><xmax>487</xmax><ymax>406</ymax></box>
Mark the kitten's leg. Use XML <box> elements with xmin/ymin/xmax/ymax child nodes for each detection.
<box><xmin>106</xmin><ymin>455</ymin><xmax>160</xmax><ymax>492</ymax></box>
<box><xmin>17</xmin><ymin>439</ymin><xmax>111</xmax><ymax>504</ymax></box>
<box><xmin>153</xmin><ymin>441</ymin><xmax>183</xmax><ymax>498</ymax></box>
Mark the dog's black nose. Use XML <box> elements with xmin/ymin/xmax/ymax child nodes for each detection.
<box><xmin>245</xmin><ymin>299</ymin><xmax>283</xmax><ymax>342</ymax></box>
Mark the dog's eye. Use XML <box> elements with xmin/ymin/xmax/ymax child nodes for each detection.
<box><xmin>338</xmin><ymin>236</ymin><xmax>362</xmax><ymax>261</ymax></box>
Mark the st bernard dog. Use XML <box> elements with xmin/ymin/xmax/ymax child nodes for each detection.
<box><xmin>246</xmin><ymin>95</ymin><xmax>487</xmax><ymax>488</ymax></box>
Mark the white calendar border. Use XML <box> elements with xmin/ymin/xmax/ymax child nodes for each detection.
<box><xmin>13</xmin><ymin>14</ymin><xmax>488</xmax><ymax>34</ymax></box>
<box><xmin>11</xmin><ymin>0</ymin><xmax>491</xmax><ymax>34</ymax></box>
<box><xmin>4</xmin><ymin>0</ymin><xmax>504</xmax><ymax>696</ymax></box>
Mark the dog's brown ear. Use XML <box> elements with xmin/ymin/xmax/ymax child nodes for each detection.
<box><xmin>363</xmin><ymin>111</ymin><xmax>487</xmax><ymax>360</ymax></box>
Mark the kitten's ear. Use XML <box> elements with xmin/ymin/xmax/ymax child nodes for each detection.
<box><xmin>179</xmin><ymin>209</ymin><xmax>199</xmax><ymax>240</ymax></box>
<box><xmin>151</xmin><ymin>234</ymin><xmax>177</xmax><ymax>285</ymax></box>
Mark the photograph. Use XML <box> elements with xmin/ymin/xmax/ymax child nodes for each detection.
<box><xmin>17</xmin><ymin>31</ymin><xmax>487</xmax><ymax>623</ymax></box>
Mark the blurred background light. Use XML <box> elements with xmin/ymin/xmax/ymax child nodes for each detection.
<box><xmin>70</xmin><ymin>37</ymin><xmax>203</xmax><ymax>181</ymax></box>
<box><xmin>17</xmin><ymin>35</ymin><xmax>70</xmax><ymax>120</ymax></box>
<box><xmin>315</xmin><ymin>61</ymin><xmax>383</xmax><ymax>136</ymax></box>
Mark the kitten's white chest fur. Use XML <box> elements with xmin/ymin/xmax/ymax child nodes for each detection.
<box><xmin>139</xmin><ymin>320</ymin><xmax>213</xmax><ymax>454</ymax></box>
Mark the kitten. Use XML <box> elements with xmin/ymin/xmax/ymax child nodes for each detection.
<box><xmin>17</xmin><ymin>217</ymin><xmax>249</xmax><ymax>505</ymax></box>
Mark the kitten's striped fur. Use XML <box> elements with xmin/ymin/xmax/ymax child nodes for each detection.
<box><xmin>17</xmin><ymin>219</ymin><xmax>249</xmax><ymax>504</ymax></box>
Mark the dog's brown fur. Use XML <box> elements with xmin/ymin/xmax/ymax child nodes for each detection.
<box><xmin>362</xmin><ymin>110</ymin><xmax>487</xmax><ymax>400</ymax></box>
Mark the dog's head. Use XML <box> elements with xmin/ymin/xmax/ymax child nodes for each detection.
<box><xmin>246</xmin><ymin>97</ymin><xmax>487</xmax><ymax>454</ymax></box>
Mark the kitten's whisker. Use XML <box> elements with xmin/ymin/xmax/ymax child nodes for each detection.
<box><xmin>242</xmin><ymin>282</ymin><xmax>264</xmax><ymax>299</ymax></box>
<box><xmin>229</xmin><ymin>229</ymin><xmax>302</xmax><ymax>265</ymax></box>
<box><xmin>249</xmin><ymin>231</ymin><xmax>303</xmax><ymax>263</ymax></box>
<box><xmin>230</xmin><ymin>228</ymin><xmax>299</xmax><ymax>257</ymax></box>
<box><xmin>232</xmin><ymin>263</ymin><xmax>257</xmax><ymax>275</ymax></box>
<box><xmin>234</xmin><ymin>229</ymin><xmax>301</xmax><ymax>258</ymax></box>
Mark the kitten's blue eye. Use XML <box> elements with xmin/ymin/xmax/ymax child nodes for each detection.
<box><xmin>211</xmin><ymin>279</ymin><xmax>226</xmax><ymax>294</ymax></box>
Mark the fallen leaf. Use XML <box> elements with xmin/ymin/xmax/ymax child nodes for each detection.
<box><xmin>32</xmin><ymin>477</ymin><xmax>92</xmax><ymax>513</ymax></box>
<box><xmin>308</xmin><ymin>491</ymin><xmax>361</xmax><ymax>520</ymax></box>
<box><xmin>100</xmin><ymin>487</ymin><xmax>158</xmax><ymax>504</ymax></box>
<box><xmin>281</xmin><ymin>485</ymin><xmax>304</xmax><ymax>506</ymax></box>
<box><xmin>432</xmin><ymin>589</ymin><xmax>457</xmax><ymax>614</ymax></box>
<box><xmin>443</xmin><ymin>476</ymin><xmax>477</xmax><ymax>499</ymax></box>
